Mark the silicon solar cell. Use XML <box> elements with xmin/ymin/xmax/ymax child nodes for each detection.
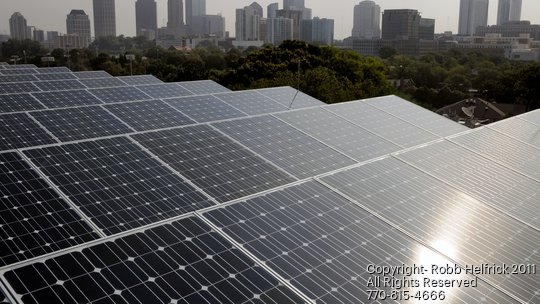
<box><xmin>23</xmin><ymin>137</ymin><xmax>213</xmax><ymax>235</ymax></box>
<box><xmin>165</xmin><ymin>95</ymin><xmax>247</xmax><ymax>123</ymax></box>
<box><xmin>177</xmin><ymin>80</ymin><xmax>231</xmax><ymax>95</ymax></box>
<box><xmin>0</xmin><ymin>113</ymin><xmax>57</xmax><ymax>151</ymax></box>
<box><xmin>518</xmin><ymin>109</ymin><xmax>540</xmax><ymax>125</ymax></box>
<box><xmin>30</xmin><ymin>106</ymin><xmax>133</xmax><ymax>142</ymax></box>
<box><xmin>34</xmin><ymin>73</ymin><xmax>78</xmax><ymax>81</ymax></box>
<box><xmin>487</xmin><ymin>117</ymin><xmax>540</xmax><ymax>148</ymax></box>
<box><xmin>0</xmin><ymin>83</ymin><xmax>40</xmax><ymax>94</ymax></box>
<box><xmin>213</xmin><ymin>116</ymin><xmax>355</xmax><ymax>179</ymax></box>
<box><xmin>0</xmin><ymin>94</ymin><xmax>45</xmax><ymax>113</ymax></box>
<box><xmin>214</xmin><ymin>91</ymin><xmax>289</xmax><ymax>115</ymax></box>
<box><xmin>0</xmin><ymin>152</ymin><xmax>100</xmax><ymax>267</ymax></box>
<box><xmin>36</xmin><ymin>67</ymin><xmax>71</xmax><ymax>74</ymax></box>
<box><xmin>3</xmin><ymin>64</ymin><xmax>37</xmax><ymax>69</ymax></box>
<box><xmin>0</xmin><ymin>70</ymin><xmax>37</xmax><ymax>75</ymax></box>
<box><xmin>256</xmin><ymin>87</ymin><xmax>325</xmax><ymax>109</ymax></box>
<box><xmin>0</xmin><ymin>75</ymin><xmax>38</xmax><ymax>83</ymax></box>
<box><xmin>117</xmin><ymin>75</ymin><xmax>162</xmax><ymax>85</ymax></box>
<box><xmin>136</xmin><ymin>83</ymin><xmax>192</xmax><ymax>99</ymax></box>
<box><xmin>79</xmin><ymin>78</ymin><xmax>127</xmax><ymax>89</ymax></box>
<box><xmin>74</xmin><ymin>71</ymin><xmax>112</xmax><ymax>79</ymax></box>
<box><xmin>104</xmin><ymin>100</ymin><xmax>196</xmax><ymax>131</ymax></box>
<box><xmin>0</xmin><ymin>288</ymin><xmax>8</xmax><ymax>304</ymax></box>
<box><xmin>32</xmin><ymin>90</ymin><xmax>103</xmax><ymax>108</ymax></box>
<box><xmin>132</xmin><ymin>125</ymin><xmax>297</xmax><ymax>203</ymax></box>
<box><xmin>33</xmin><ymin>80</ymin><xmax>86</xmax><ymax>92</ymax></box>
<box><xmin>88</xmin><ymin>86</ymin><xmax>151</xmax><ymax>103</ymax></box>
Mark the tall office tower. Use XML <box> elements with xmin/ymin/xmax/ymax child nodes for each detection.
<box><xmin>249</xmin><ymin>2</ymin><xmax>263</xmax><ymax>17</ymax></box>
<box><xmin>66</xmin><ymin>10</ymin><xmax>91</xmax><ymax>46</ymax></box>
<box><xmin>301</xmin><ymin>17</ymin><xmax>334</xmax><ymax>45</ymax></box>
<box><xmin>277</xmin><ymin>9</ymin><xmax>303</xmax><ymax>39</ymax></box>
<box><xmin>268</xmin><ymin>3</ymin><xmax>279</xmax><ymax>19</ymax></box>
<box><xmin>497</xmin><ymin>0</ymin><xmax>522</xmax><ymax>25</ymax></box>
<box><xmin>381</xmin><ymin>9</ymin><xmax>421</xmax><ymax>40</ymax></box>
<box><xmin>33</xmin><ymin>29</ymin><xmax>45</xmax><ymax>43</ymax></box>
<box><xmin>93</xmin><ymin>0</ymin><xmax>116</xmax><ymax>38</ymax></box>
<box><xmin>186</xmin><ymin>0</ymin><xmax>206</xmax><ymax>25</ymax></box>
<box><xmin>236</xmin><ymin>5</ymin><xmax>261</xmax><ymax>41</ymax></box>
<box><xmin>135</xmin><ymin>0</ymin><xmax>157</xmax><ymax>38</ymax></box>
<box><xmin>458</xmin><ymin>0</ymin><xmax>489</xmax><ymax>35</ymax></box>
<box><xmin>267</xmin><ymin>17</ymin><xmax>293</xmax><ymax>44</ymax></box>
<box><xmin>352</xmin><ymin>0</ymin><xmax>381</xmax><ymax>39</ymax></box>
<box><xmin>191</xmin><ymin>15</ymin><xmax>226</xmax><ymax>37</ymax></box>
<box><xmin>9</xmin><ymin>12</ymin><xmax>29</xmax><ymax>40</ymax></box>
<box><xmin>419</xmin><ymin>18</ymin><xmax>435</xmax><ymax>40</ymax></box>
<box><xmin>283</xmin><ymin>0</ymin><xmax>305</xmax><ymax>10</ymax></box>
<box><xmin>167</xmin><ymin>0</ymin><xmax>184</xmax><ymax>36</ymax></box>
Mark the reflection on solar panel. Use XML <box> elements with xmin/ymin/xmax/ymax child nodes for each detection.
<box><xmin>136</xmin><ymin>83</ymin><xmax>192</xmax><ymax>99</ymax></box>
<box><xmin>79</xmin><ymin>78</ymin><xmax>127</xmax><ymax>89</ymax></box>
<box><xmin>0</xmin><ymin>83</ymin><xmax>40</xmax><ymax>94</ymax></box>
<box><xmin>322</xmin><ymin>157</ymin><xmax>540</xmax><ymax>303</ymax></box>
<box><xmin>32</xmin><ymin>90</ymin><xmax>103</xmax><ymax>108</ymax></box>
<box><xmin>327</xmin><ymin>101</ymin><xmax>440</xmax><ymax>148</ymax></box>
<box><xmin>487</xmin><ymin>117</ymin><xmax>540</xmax><ymax>148</ymax></box>
<box><xmin>117</xmin><ymin>75</ymin><xmax>162</xmax><ymax>85</ymax></box>
<box><xmin>30</xmin><ymin>106</ymin><xmax>133</xmax><ymax>142</ymax></box>
<box><xmin>213</xmin><ymin>116</ymin><xmax>355</xmax><ymax>179</ymax></box>
<box><xmin>204</xmin><ymin>181</ymin><xmax>516</xmax><ymax>304</ymax></box>
<box><xmin>0</xmin><ymin>75</ymin><xmax>38</xmax><ymax>83</ymax></box>
<box><xmin>0</xmin><ymin>152</ymin><xmax>100</xmax><ymax>267</ymax></box>
<box><xmin>214</xmin><ymin>91</ymin><xmax>288</xmax><ymax>115</ymax></box>
<box><xmin>275</xmin><ymin>108</ymin><xmax>401</xmax><ymax>162</ymax></box>
<box><xmin>178</xmin><ymin>80</ymin><xmax>230</xmax><ymax>95</ymax></box>
<box><xmin>33</xmin><ymin>80</ymin><xmax>86</xmax><ymax>92</ymax></box>
<box><xmin>0</xmin><ymin>113</ymin><xmax>57</xmax><ymax>151</ymax></box>
<box><xmin>0</xmin><ymin>94</ymin><xmax>45</xmax><ymax>113</ymax></box>
<box><xmin>74</xmin><ymin>71</ymin><xmax>112</xmax><ymax>79</ymax></box>
<box><xmin>2</xmin><ymin>216</ymin><xmax>304</xmax><ymax>304</ymax></box>
<box><xmin>105</xmin><ymin>100</ymin><xmax>196</xmax><ymax>131</ymax></box>
<box><xmin>165</xmin><ymin>95</ymin><xmax>247</xmax><ymax>123</ymax></box>
<box><xmin>36</xmin><ymin>67</ymin><xmax>71</xmax><ymax>74</ymax></box>
<box><xmin>0</xmin><ymin>69</ymin><xmax>37</xmax><ymax>75</ymax></box>
<box><xmin>34</xmin><ymin>73</ymin><xmax>78</xmax><ymax>81</ymax></box>
<box><xmin>89</xmin><ymin>86</ymin><xmax>151</xmax><ymax>103</ymax></box>
<box><xmin>24</xmin><ymin>137</ymin><xmax>213</xmax><ymax>235</ymax></box>
<box><xmin>256</xmin><ymin>86</ymin><xmax>324</xmax><ymax>109</ymax></box>
<box><xmin>132</xmin><ymin>125</ymin><xmax>296</xmax><ymax>203</ymax></box>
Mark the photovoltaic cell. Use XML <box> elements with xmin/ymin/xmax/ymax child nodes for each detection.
<box><xmin>2</xmin><ymin>216</ymin><xmax>304</xmax><ymax>304</ymax></box>
<box><xmin>487</xmin><ymin>117</ymin><xmax>540</xmax><ymax>149</ymax></box>
<box><xmin>275</xmin><ymin>108</ymin><xmax>402</xmax><ymax>162</ymax></box>
<box><xmin>0</xmin><ymin>94</ymin><xmax>45</xmax><ymax>113</ymax></box>
<box><xmin>33</xmin><ymin>80</ymin><xmax>86</xmax><ymax>92</ymax></box>
<box><xmin>79</xmin><ymin>78</ymin><xmax>127</xmax><ymax>89</ymax></box>
<box><xmin>517</xmin><ymin>109</ymin><xmax>540</xmax><ymax>125</ymax></box>
<box><xmin>256</xmin><ymin>87</ymin><xmax>325</xmax><ymax>109</ymax></box>
<box><xmin>213</xmin><ymin>116</ymin><xmax>355</xmax><ymax>179</ymax></box>
<box><xmin>88</xmin><ymin>86</ymin><xmax>151</xmax><ymax>103</ymax></box>
<box><xmin>0</xmin><ymin>152</ymin><xmax>100</xmax><ymax>267</ymax></box>
<box><xmin>177</xmin><ymin>80</ymin><xmax>230</xmax><ymax>95</ymax></box>
<box><xmin>136</xmin><ymin>83</ymin><xmax>192</xmax><ymax>99</ymax></box>
<box><xmin>117</xmin><ymin>75</ymin><xmax>162</xmax><ymax>85</ymax></box>
<box><xmin>3</xmin><ymin>64</ymin><xmax>37</xmax><ymax>69</ymax></box>
<box><xmin>34</xmin><ymin>73</ymin><xmax>78</xmax><ymax>81</ymax></box>
<box><xmin>74</xmin><ymin>71</ymin><xmax>112</xmax><ymax>79</ymax></box>
<box><xmin>327</xmin><ymin>101</ymin><xmax>440</xmax><ymax>148</ymax></box>
<box><xmin>0</xmin><ymin>83</ymin><xmax>40</xmax><ymax>94</ymax></box>
<box><xmin>104</xmin><ymin>100</ymin><xmax>196</xmax><ymax>131</ymax></box>
<box><xmin>204</xmin><ymin>181</ymin><xmax>516</xmax><ymax>304</ymax></box>
<box><xmin>0</xmin><ymin>288</ymin><xmax>8</xmax><ymax>304</ymax></box>
<box><xmin>0</xmin><ymin>113</ymin><xmax>57</xmax><ymax>151</ymax></box>
<box><xmin>24</xmin><ymin>137</ymin><xmax>213</xmax><ymax>235</ymax></box>
<box><xmin>30</xmin><ymin>106</ymin><xmax>133</xmax><ymax>142</ymax></box>
<box><xmin>321</xmin><ymin>157</ymin><xmax>540</xmax><ymax>303</ymax></box>
<box><xmin>214</xmin><ymin>91</ymin><xmax>288</xmax><ymax>115</ymax></box>
<box><xmin>165</xmin><ymin>95</ymin><xmax>247</xmax><ymax>123</ymax></box>
<box><xmin>132</xmin><ymin>125</ymin><xmax>296</xmax><ymax>203</ymax></box>
<box><xmin>0</xmin><ymin>69</ymin><xmax>37</xmax><ymax>75</ymax></box>
<box><xmin>32</xmin><ymin>90</ymin><xmax>103</xmax><ymax>108</ymax></box>
<box><xmin>0</xmin><ymin>75</ymin><xmax>38</xmax><ymax>83</ymax></box>
<box><xmin>36</xmin><ymin>67</ymin><xmax>71</xmax><ymax>74</ymax></box>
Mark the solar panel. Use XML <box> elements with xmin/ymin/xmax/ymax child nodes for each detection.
<box><xmin>450</xmin><ymin>128</ymin><xmax>540</xmax><ymax>180</ymax></box>
<box><xmin>256</xmin><ymin>86</ymin><xmax>325</xmax><ymax>109</ymax></box>
<box><xmin>517</xmin><ymin>109</ymin><xmax>540</xmax><ymax>125</ymax></box>
<box><xmin>203</xmin><ymin>181</ymin><xmax>516</xmax><ymax>304</ymax></box>
<box><xmin>487</xmin><ymin>117</ymin><xmax>540</xmax><ymax>149</ymax></box>
<box><xmin>34</xmin><ymin>73</ymin><xmax>78</xmax><ymax>81</ymax></box>
<box><xmin>117</xmin><ymin>75</ymin><xmax>162</xmax><ymax>85</ymax></box>
<box><xmin>365</xmin><ymin>95</ymin><xmax>469</xmax><ymax>137</ymax></box>
<box><xmin>36</xmin><ymin>67</ymin><xmax>71</xmax><ymax>74</ymax></box>
<box><xmin>88</xmin><ymin>86</ymin><xmax>151</xmax><ymax>103</ymax></box>
<box><xmin>177</xmin><ymin>80</ymin><xmax>231</xmax><ymax>95</ymax></box>
<box><xmin>0</xmin><ymin>74</ymin><xmax>38</xmax><ymax>83</ymax></box>
<box><xmin>0</xmin><ymin>288</ymin><xmax>8</xmax><ymax>304</ymax></box>
<box><xmin>79</xmin><ymin>78</ymin><xmax>128</xmax><ymax>89</ymax></box>
<box><xmin>396</xmin><ymin>139</ymin><xmax>540</xmax><ymax>228</ymax></box>
<box><xmin>104</xmin><ymin>100</ymin><xmax>196</xmax><ymax>131</ymax></box>
<box><xmin>214</xmin><ymin>91</ymin><xmax>288</xmax><ymax>115</ymax></box>
<box><xmin>213</xmin><ymin>115</ymin><xmax>355</xmax><ymax>179</ymax></box>
<box><xmin>24</xmin><ymin>137</ymin><xmax>213</xmax><ymax>235</ymax></box>
<box><xmin>0</xmin><ymin>113</ymin><xmax>57</xmax><ymax>151</ymax></box>
<box><xmin>3</xmin><ymin>64</ymin><xmax>37</xmax><ymax>69</ymax></box>
<box><xmin>74</xmin><ymin>71</ymin><xmax>112</xmax><ymax>79</ymax></box>
<box><xmin>164</xmin><ymin>95</ymin><xmax>247</xmax><ymax>123</ymax></box>
<box><xmin>136</xmin><ymin>83</ymin><xmax>192</xmax><ymax>99</ymax></box>
<box><xmin>33</xmin><ymin>80</ymin><xmax>86</xmax><ymax>92</ymax></box>
<box><xmin>321</xmin><ymin>157</ymin><xmax>540</xmax><ymax>303</ymax></box>
<box><xmin>327</xmin><ymin>101</ymin><xmax>440</xmax><ymax>148</ymax></box>
<box><xmin>30</xmin><ymin>106</ymin><xmax>133</xmax><ymax>142</ymax></box>
<box><xmin>0</xmin><ymin>69</ymin><xmax>37</xmax><ymax>75</ymax></box>
<box><xmin>32</xmin><ymin>90</ymin><xmax>103</xmax><ymax>108</ymax></box>
<box><xmin>2</xmin><ymin>215</ymin><xmax>304</xmax><ymax>304</ymax></box>
<box><xmin>0</xmin><ymin>83</ymin><xmax>40</xmax><ymax>94</ymax></box>
<box><xmin>275</xmin><ymin>107</ymin><xmax>402</xmax><ymax>162</ymax></box>
<box><xmin>132</xmin><ymin>125</ymin><xmax>296</xmax><ymax>203</ymax></box>
<box><xmin>0</xmin><ymin>94</ymin><xmax>45</xmax><ymax>113</ymax></box>
<box><xmin>0</xmin><ymin>151</ymin><xmax>101</xmax><ymax>267</ymax></box>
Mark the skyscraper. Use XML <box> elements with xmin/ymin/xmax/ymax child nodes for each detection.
<box><xmin>458</xmin><ymin>0</ymin><xmax>489</xmax><ymax>36</ymax></box>
<box><xmin>9</xmin><ymin>12</ymin><xmax>29</xmax><ymax>40</ymax></box>
<box><xmin>497</xmin><ymin>0</ymin><xmax>522</xmax><ymax>25</ymax></box>
<box><xmin>381</xmin><ymin>9</ymin><xmax>420</xmax><ymax>40</ymax></box>
<box><xmin>66</xmin><ymin>10</ymin><xmax>91</xmax><ymax>46</ymax></box>
<box><xmin>186</xmin><ymin>0</ymin><xmax>206</xmax><ymax>25</ymax></box>
<box><xmin>283</xmin><ymin>0</ymin><xmax>305</xmax><ymax>10</ymax></box>
<box><xmin>167</xmin><ymin>0</ymin><xmax>184</xmax><ymax>31</ymax></box>
<box><xmin>135</xmin><ymin>0</ymin><xmax>157</xmax><ymax>38</ymax></box>
<box><xmin>93</xmin><ymin>0</ymin><xmax>116</xmax><ymax>38</ymax></box>
<box><xmin>268</xmin><ymin>3</ymin><xmax>279</xmax><ymax>19</ymax></box>
<box><xmin>249</xmin><ymin>2</ymin><xmax>263</xmax><ymax>17</ymax></box>
<box><xmin>301</xmin><ymin>17</ymin><xmax>334</xmax><ymax>45</ymax></box>
<box><xmin>352</xmin><ymin>0</ymin><xmax>381</xmax><ymax>39</ymax></box>
<box><xmin>236</xmin><ymin>5</ymin><xmax>261</xmax><ymax>41</ymax></box>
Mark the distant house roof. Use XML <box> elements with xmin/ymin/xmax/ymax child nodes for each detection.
<box><xmin>437</xmin><ymin>98</ymin><xmax>526</xmax><ymax>127</ymax></box>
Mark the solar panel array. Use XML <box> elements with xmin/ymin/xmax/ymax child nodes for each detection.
<box><xmin>0</xmin><ymin>65</ymin><xmax>539</xmax><ymax>304</ymax></box>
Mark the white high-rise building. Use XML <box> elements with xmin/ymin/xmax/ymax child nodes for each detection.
<box><xmin>283</xmin><ymin>0</ymin><xmax>304</xmax><ymax>10</ymax></box>
<box><xmin>268</xmin><ymin>3</ymin><xmax>279</xmax><ymax>19</ymax></box>
<box><xmin>66</xmin><ymin>10</ymin><xmax>91</xmax><ymax>46</ymax></box>
<box><xmin>186</xmin><ymin>0</ymin><xmax>206</xmax><ymax>25</ymax></box>
<box><xmin>351</xmin><ymin>0</ymin><xmax>381</xmax><ymax>39</ymax></box>
<box><xmin>458</xmin><ymin>0</ymin><xmax>489</xmax><ymax>36</ymax></box>
<box><xmin>236</xmin><ymin>6</ymin><xmax>261</xmax><ymax>41</ymax></box>
<box><xmin>267</xmin><ymin>17</ymin><xmax>293</xmax><ymax>45</ymax></box>
<box><xmin>167</xmin><ymin>0</ymin><xmax>184</xmax><ymax>37</ymax></box>
<box><xmin>302</xmin><ymin>17</ymin><xmax>334</xmax><ymax>45</ymax></box>
<box><xmin>93</xmin><ymin>0</ymin><xmax>116</xmax><ymax>38</ymax></box>
<box><xmin>497</xmin><ymin>0</ymin><xmax>522</xmax><ymax>25</ymax></box>
<box><xmin>9</xmin><ymin>12</ymin><xmax>29</xmax><ymax>40</ymax></box>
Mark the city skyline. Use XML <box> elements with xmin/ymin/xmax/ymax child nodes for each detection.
<box><xmin>1</xmin><ymin>0</ymin><xmax>540</xmax><ymax>39</ymax></box>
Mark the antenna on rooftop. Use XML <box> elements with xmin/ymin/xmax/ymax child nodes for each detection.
<box><xmin>288</xmin><ymin>59</ymin><xmax>301</xmax><ymax>110</ymax></box>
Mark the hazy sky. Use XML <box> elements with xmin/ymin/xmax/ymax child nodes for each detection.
<box><xmin>1</xmin><ymin>0</ymin><xmax>540</xmax><ymax>39</ymax></box>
